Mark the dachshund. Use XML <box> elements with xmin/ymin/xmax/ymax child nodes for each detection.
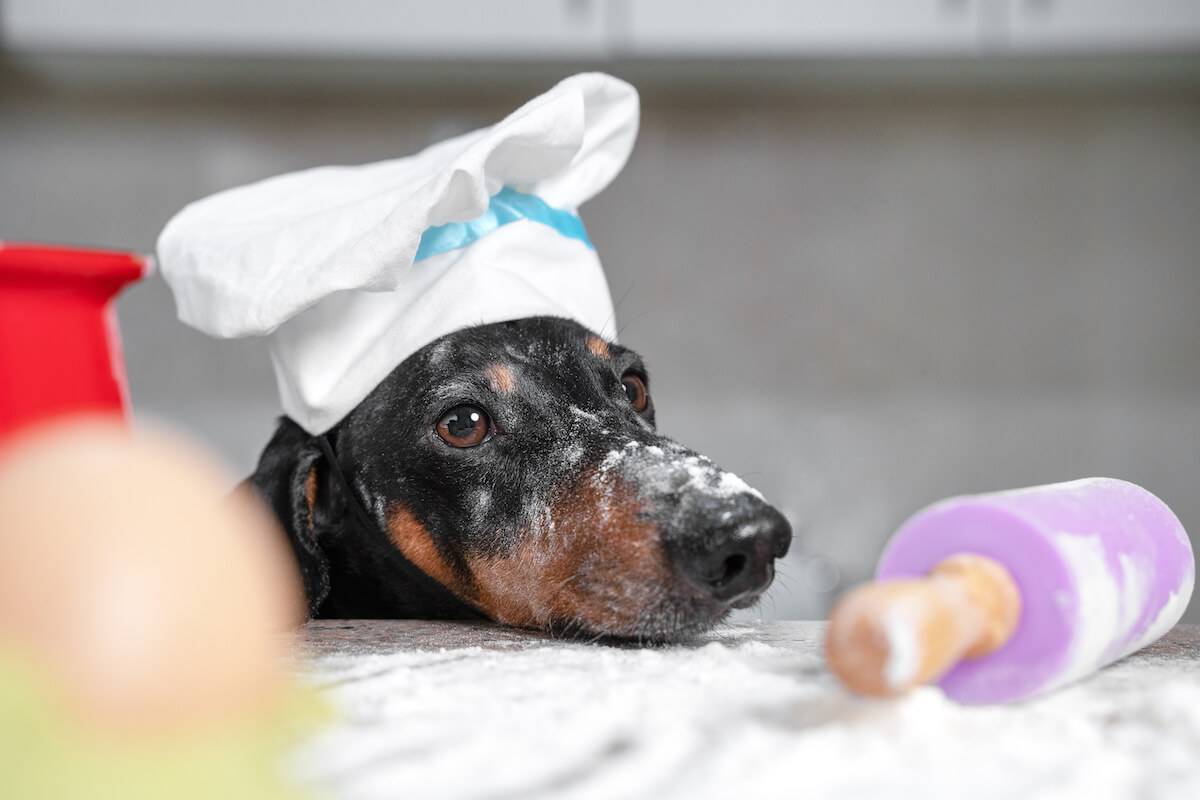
<box><xmin>249</xmin><ymin>316</ymin><xmax>791</xmax><ymax>642</ymax></box>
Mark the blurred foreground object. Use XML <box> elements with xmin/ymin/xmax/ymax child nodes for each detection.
<box><xmin>826</xmin><ymin>478</ymin><xmax>1194</xmax><ymax>704</ymax></box>
<box><xmin>0</xmin><ymin>419</ymin><xmax>319</xmax><ymax>799</ymax></box>
<box><xmin>0</xmin><ymin>242</ymin><xmax>149</xmax><ymax>438</ymax></box>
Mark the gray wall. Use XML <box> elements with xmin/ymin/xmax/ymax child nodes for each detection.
<box><xmin>3</xmin><ymin>59</ymin><xmax>1198</xmax><ymax>622</ymax></box>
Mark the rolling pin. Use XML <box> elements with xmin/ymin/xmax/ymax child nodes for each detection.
<box><xmin>825</xmin><ymin>478</ymin><xmax>1195</xmax><ymax>703</ymax></box>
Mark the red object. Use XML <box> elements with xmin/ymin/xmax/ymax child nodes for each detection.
<box><xmin>0</xmin><ymin>242</ymin><xmax>151</xmax><ymax>440</ymax></box>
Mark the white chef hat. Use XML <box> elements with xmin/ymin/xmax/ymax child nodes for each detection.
<box><xmin>157</xmin><ymin>72</ymin><xmax>638</xmax><ymax>434</ymax></box>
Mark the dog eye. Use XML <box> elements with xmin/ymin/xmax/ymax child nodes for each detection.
<box><xmin>621</xmin><ymin>375</ymin><xmax>649</xmax><ymax>413</ymax></box>
<box><xmin>436</xmin><ymin>405</ymin><xmax>491</xmax><ymax>448</ymax></box>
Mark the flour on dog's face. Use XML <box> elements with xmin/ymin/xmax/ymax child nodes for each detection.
<box><xmin>596</xmin><ymin>440</ymin><xmax>765</xmax><ymax>504</ymax></box>
<box><xmin>339</xmin><ymin>317</ymin><xmax>790</xmax><ymax>641</ymax></box>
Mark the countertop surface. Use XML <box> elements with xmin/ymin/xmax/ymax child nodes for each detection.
<box><xmin>290</xmin><ymin>621</ymin><xmax>1200</xmax><ymax>800</ymax></box>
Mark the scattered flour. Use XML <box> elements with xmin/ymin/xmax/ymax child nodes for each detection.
<box><xmin>1138</xmin><ymin>587</ymin><xmax>1193</xmax><ymax>655</ymax></box>
<box><xmin>1052</xmin><ymin>532</ymin><xmax>1122</xmax><ymax>692</ymax></box>
<box><xmin>1116</xmin><ymin>552</ymin><xmax>1151</xmax><ymax>651</ymax></box>
<box><xmin>469</xmin><ymin>488</ymin><xmax>491</xmax><ymax>524</ymax></box>
<box><xmin>288</xmin><ymin>624</ymin><xmax>1200</xmax><ymax>800</ymax></box>
<box><xmin>882</xmin><ymin>612</ymin><xmax>920</xmax><ymax>689</ymax></box>
<box><xmin>1050</xmin><ymin>532</ymin><xmax>1193</xmax><ymax>693</ymax></box>
<box><xmin>569</xmin><ymin>406</ymin><xmax>600</xmax><ymax>423</ymax></box>
<box><xmin>594</xmin><ymin>440</ymin><xmax>765</xmax><ymax>505</ymax></box>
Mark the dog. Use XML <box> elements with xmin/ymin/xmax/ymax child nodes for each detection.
<box><xmin>249</xmin><ymin>316</ymin><xmax>791</xmax><ymax>642</ymax></box>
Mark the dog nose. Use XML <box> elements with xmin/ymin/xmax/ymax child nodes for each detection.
<box><xmin>670</xmin><ymin>504</ymin><xmax>792</xmax><ymax>605</ymax></box>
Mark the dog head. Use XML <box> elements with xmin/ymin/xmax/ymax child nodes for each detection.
<box><xmin>251</xmin><ymin>317</ymin><xmax>791</xmax><ymax>642</ymax></box>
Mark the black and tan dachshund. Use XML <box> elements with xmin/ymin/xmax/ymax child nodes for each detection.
<box><xmin>250</xmin><ymin>317</ymin><xmax>791</xmax><ymax>642</ymax></box>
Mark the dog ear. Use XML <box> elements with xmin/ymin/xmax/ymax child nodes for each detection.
<box><xmin>246</xmin><ymin>417</ymin><xmax>331</xmax><ymax>618</ymax></box>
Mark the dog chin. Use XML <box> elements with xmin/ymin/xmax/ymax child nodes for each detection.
<box><xmin>549</xmin><ymin>605</ymin><xmax>739</xmax><ymax>645</ymax></box>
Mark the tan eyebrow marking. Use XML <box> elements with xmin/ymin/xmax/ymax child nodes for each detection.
<box><xmin>586</xmin><ymin>336</ymin><xmax>610</xmax><ymax>360</ymax></box>
<box><xmin>486</xmin><ymin>363</ymin><xmax>516</xmax><ymax>394</ymax></box>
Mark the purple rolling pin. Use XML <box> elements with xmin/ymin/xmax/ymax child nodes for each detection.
<box><xmin>870</xmin><ymin>478</ymin><xmax>1194</xmax><ymax>703</ymax></box>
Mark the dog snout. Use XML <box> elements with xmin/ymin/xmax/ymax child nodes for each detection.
<box><xmin>668</xmin><ymin>503</ymin><xmax>792</xmax><ymax>607</ymax></box>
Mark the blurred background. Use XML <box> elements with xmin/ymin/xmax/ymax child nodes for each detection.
<box><xmin>2</xmin><ymin>0</ymin><xmax>1198</xmax><ymax>622</ymax></box>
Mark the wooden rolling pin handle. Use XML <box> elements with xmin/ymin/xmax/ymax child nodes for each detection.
<box><xmin>825</xmin><ymin>554</ymin><xmax>1022</xmax><ymax>697</ymax></box>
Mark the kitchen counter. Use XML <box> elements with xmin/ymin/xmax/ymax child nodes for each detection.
<box><xmin>290</xmin><ymin>621</ymin><xmax>1200</xmax><ymax>800</ymax></box>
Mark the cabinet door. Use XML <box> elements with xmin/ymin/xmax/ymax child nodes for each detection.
<box><xmin>1</xmin><ymin>0</ymin><xmax>610</xmax><ymax>59</ymax></box>
<box><xmin>622</xmin><ymin>0</ymin><xmax>985</xmax><ymax>57</ymax></box>
<box><xmin>1004</xmin><ymin>0</ymin><xmax>1200</xmax><ymax>53</ymax></box>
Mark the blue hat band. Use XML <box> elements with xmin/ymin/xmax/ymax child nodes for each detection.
<box><xmin>414</xmin><ymin>186</ymin><xmax>594</xmax><ymax>263</ymax></box>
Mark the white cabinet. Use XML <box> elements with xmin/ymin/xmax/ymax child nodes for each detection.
<box><xmin>1002</xmin><ymin>0</ymin><xmax>1200</xmax><ymax>53</ymax></box>
<box><xmin>1</xmin><ymin>0</ymin><xmax>610</xmax><ymax>59</ymax></box>
<box><xmin>4</xmin><ymin>0</ymin><xmax>1198</xmax><ymax>61</ymax></box>
<box><xmin>618</xmin><ymin>0</ymin><xmax>1200</xmax><ymax>58</ymax></box>
<box><xmin>622</xmin><ymin>0</ymin><xmax>985</xmax><ymax>57</ymax></box>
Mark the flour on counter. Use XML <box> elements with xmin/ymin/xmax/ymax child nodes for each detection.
<box><xmin>882</xmin><ymin>611</ymin><xmax>920</xmax><ymax>689</ymax></box>
<box><xmin>289</xmin><ymin>624</ymin><xmax>1200</xmax><ymax>800</ymax></box>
